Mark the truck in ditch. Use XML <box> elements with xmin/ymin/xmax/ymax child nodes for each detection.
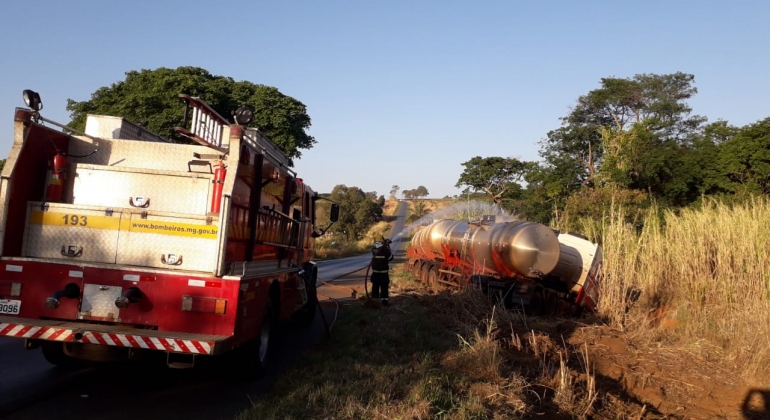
<box><xmin>406</xmin><ymin>217</ymin><xmax>602</xmax><ymax>315</ymax></box>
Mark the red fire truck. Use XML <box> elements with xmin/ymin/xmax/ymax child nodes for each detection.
<box><xmin>0</xmin><ymin>90</ymin><xmax>338</xmax><ymax>370</ymax></box>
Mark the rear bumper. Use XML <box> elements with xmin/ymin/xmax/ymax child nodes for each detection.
<box><xmin>0</xmin><ymin>316</ymin><xmax>230</xmax><ymax>355</ymax></box>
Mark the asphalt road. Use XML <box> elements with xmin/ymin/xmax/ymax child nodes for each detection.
<box><xmin>0</xmin><ymin>201</ymin><xmax>409</xmax><ymax>419</ymax></box>
<box><xmin>314</xmin><ymin>200</ymin><xmax>408</xmax><ymax>282</ymax></box>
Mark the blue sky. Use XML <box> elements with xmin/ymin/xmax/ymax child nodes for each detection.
<box><xmin>1</xmin><ymin>0</ymin><xmax>768</xmax><ymax>198</ymax></box>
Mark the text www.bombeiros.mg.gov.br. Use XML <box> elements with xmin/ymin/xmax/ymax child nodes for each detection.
<box><xmin>131</xmin><ymin>222</ymin><xmax>218</xmax><ymax>237</ymax></box>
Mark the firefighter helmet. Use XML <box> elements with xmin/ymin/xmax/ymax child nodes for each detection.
<box><xmin>374</xmin><ymin>233</ymin><xmax>384</xmax><ymax>242</ymax></box>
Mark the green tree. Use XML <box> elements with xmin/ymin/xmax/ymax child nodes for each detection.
<box><xmin>327</xmin><ymin>185</ymin><xmax>383</xmax><ymax>241</ymax></box>
<box><xmin>715</xmin><ymin>117</ymin><xmax>770</xmax><ymax>197</ymax></box>
<box><xmin>456</xmin><ymin>156</ymin><xmax>533</xmax><ymax>203</ymax></box>
<box><xmin>65</xmin><ymin>66</ymin><xmax>315</xmax><ymax>162</ymax></box>
<box><xmin>413</xmin><ymin>185</ymin><xmax>429</xmax><ymax>198</ymax></box>
<box><xmin>389</xmin><ymin>185</ymin><xmax>400</xmax><ymax>199</ymax></box>
<box><xmin>540</xmin><ymin>72</ymin><xmax>704</xmax><ymax>189</ymax></box>
<box><xmin>527</xmin><ymin>72</ymin><xmax>708</xmax><ymax>217</ymax></box>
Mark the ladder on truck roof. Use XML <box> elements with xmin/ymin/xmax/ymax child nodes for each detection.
<box><xmin>174</xmin><ymin>94</ymin><xmax>294</xmax><ymax>173</ymax></box>
<box><xmin>175</xmin><ymin>94</ymin><xmax>229</xmax><ymax>152</ymax></box>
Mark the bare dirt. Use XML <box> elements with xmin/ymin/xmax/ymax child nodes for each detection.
<box><xmin>568</xmin><ymin>327</ymin><xmax>770</xmax><ymax>419</ymax></box>
<box><xmin>504</xmin><ymin>317</ymin><xmax>769</xmax><ymax>419</ymax></box>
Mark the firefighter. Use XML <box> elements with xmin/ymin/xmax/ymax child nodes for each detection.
<box><xmin>371</xmin><ymin>233</ymin><xmax>394</xmax><ymax>306</ymax></box>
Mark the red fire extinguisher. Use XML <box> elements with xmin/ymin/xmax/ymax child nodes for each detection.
<box><xmin>211</xmin><ymin>161</ymin><xmax>226</xmax><ymax>213</ymax></box>
<box><xmin>46</xmin><ymin>153</ymin><xmax>67</xmax><ymax>202</ymax></box>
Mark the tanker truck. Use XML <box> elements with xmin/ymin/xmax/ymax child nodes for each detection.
<box><xmin>405</xmin><ymin>216</ymin><xmax>602</xmax><ymax>315</ymax></box>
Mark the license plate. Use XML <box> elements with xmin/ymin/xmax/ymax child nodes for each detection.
<box><xmin>0</xmin><ymin>299</ymin><xmax>21</xmax><ymax>315</ymax></box>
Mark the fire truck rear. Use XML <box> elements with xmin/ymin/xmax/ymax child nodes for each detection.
<box><xmin>0</xmin><ymin>90</ymin><xmax>338</xmax><ymax>369</ymax></box>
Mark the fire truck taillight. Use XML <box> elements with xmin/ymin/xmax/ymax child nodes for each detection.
<box><xmin>0</xmin><ymin>282</ymin><xmax>22</xmax><ymax>297</ymax></box>
<box><xmin>181</xmin><ymin>296</ymin><xmax>226</xmax><ymax>315</ymax></box>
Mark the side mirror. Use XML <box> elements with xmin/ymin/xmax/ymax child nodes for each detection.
<box><xmin>312</xmin><ymin>201</ymin><xmax>340</xmax><ymax>238</ymax></box>
<box><xmin>330</xmin><ymin>203</ymin><xmax>340</xmax><ymax>223</ymax></box>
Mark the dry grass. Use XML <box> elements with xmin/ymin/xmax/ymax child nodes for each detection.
<box><xmin>236</xmin><ymin>268</ymin><xmax>625</xmax><ymax>420</ymax></box>
<box><xmin>569</xmin><ymin>197</ymin><xmax>770</xmax><ymax>378</ymax></box>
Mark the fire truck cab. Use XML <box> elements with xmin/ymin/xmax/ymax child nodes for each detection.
<box><xmin>0</xmin><ymin>90</ymin><xmax>337</xmax><ymax>370</ymax></box>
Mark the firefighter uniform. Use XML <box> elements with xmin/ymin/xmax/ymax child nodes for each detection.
<box><xmin>371</xmin><ymin>235</ymin><xmax>394</xmax><ymax>306</ymax></box>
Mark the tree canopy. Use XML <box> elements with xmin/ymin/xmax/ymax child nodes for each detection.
<box><xmin>66</xmin><ymin>66</ymin><xmax>316</xmax><ymax>162</ymax></box>
<box><xmin>456</xmin><ymin>72</ymin><xmax>770</xmax><ymax>228</ymax></box>
<box><xmin>402</xmin><ymin>186</ymin><xmax>429</xmax><ymax>199</ymax></box>
<box><xmin>455</xmin><ymin>156</ymin><xmax>533</xmax><ymax>203</ymax></box>
<box><xmin>326</xmin><ymin>185</ymin><xmax>383</xmax><ymax>241</ymax></box>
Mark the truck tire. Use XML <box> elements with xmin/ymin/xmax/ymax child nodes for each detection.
<box><xmin>257</xmin><ymin>298</ymin><xmax>277</xmax><ymax>368</ymax></box>
<box><xmin>41</xmin><ymin>341</ymin><xmax>80</xmax><ymax>368</ymax></box>
<box><xmin>526</xmin><ymin>289</ymin><xmax>545</xmax><ymax>316</ymax></box>
<box><xmin>292</xmin><ymin>273</ymin><xmax>317</xmax><ymax>327</ymax></box>
<box><xmin>231</xmin><ymin>297</ymin><xmax>278</xmax><ymax>380</ymax></box>
<box><xmin>427</xmin><ymin>266</ymin><xmax>438</xmax><ymax>287</ymax></box>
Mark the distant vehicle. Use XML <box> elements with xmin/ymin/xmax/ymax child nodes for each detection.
<box><xmin>0</xmin><ymin>90</ymin><xmax>338</xmax><ymax>371</ymax></box>
<box><xmin>405</xmin><ymin>217</ymin><xmax>602</xmax><ymax>315</ymax></box>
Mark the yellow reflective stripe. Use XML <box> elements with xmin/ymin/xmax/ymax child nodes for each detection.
<box><xmin>373</xmin><ymin>256</ymin><xmax>387</xmax><ymax>259</ymax></box>
<box><xmin>372</xmin><ymin>270</ymin><xmax>389</xmax><ymax>273</ymax></box>
<box><xmin>29</xmin><ymin>211</ymin><xmax>119</xmax><ymax>230</ymax></box>
<box><xmin>28</xmin><ymin>211</ymin><xmax>217</xmax><ymax>239</ymax></box>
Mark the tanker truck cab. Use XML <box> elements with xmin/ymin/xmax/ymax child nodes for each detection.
<box><xmin>0</xmin><ymin>90</ymin><xmax>333</xmax><ymax>370</ymax></box>
<box><xmin>543</xmin><ymin>232</ymin><xmax>603</xmax><ymax>312</ymax></box>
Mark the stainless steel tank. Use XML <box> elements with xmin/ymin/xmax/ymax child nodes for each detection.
<box><xmin>411</xmin><ymin>219</ymin><xmax>560</xmax><ymax>278</ymax></box>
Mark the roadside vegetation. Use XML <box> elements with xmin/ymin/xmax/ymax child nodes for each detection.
<box><xmin>574</xmin><ymin>197</ymin><xmax>770</xmax><ymax>379</ymax></box>
<box><xmin>239</xmin><ymin>196</ymin><xmax>769</xmax><ymax>419</ymax></box>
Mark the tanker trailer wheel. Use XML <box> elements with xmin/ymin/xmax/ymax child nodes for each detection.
<box><xmin>526</xmin><ymin>288</ymin><xmax>546</xmax><ymax>316</ymax></box>
<box><xmin>544</xmin><ymin>291</ymin><xmax>559</xmax><ymax>316</ymax></box>
<box><xmin>409</xmin><ymin>260</ymin><xmax>421</xmax><ymax>277</ymax></box>
<box><xmin>426</xmin><ymin>266</ymin><xmax>438</xmax><ymax>288</ymax></box>
<box><xmin>419</xmin><ymin>264</ymin><xmax>430</xmax><ymax>284</ymax></box>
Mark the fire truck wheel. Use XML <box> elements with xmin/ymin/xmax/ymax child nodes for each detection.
<box><xmin>292</xmin><ymin>275</ymin><xmax>317</xmax><ymax>327</ymax></box>
<box><xmin>258</xmin><ymin>298</ymin><xmax>277</xmax><ymax>367</ymax></box>
<box><xmin>40</xmin><ymin>341</ymin><xmax>80</xmax><ymax>368</ymax></box>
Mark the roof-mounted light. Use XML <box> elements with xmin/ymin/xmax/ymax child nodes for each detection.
<box><xmin>233</xmin><ymin>106</ymin><xmax>253</xmax><ymax>126</ymax></box>
<box><xmin>22</xmin><ymin>89</ymin><xmax>43</xmax><ymax>112</ymax></box>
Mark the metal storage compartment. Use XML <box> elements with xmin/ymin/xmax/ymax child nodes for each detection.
<box><xmin>71</xmin><ymin>164</ymin><xmax>213</xmax><ymax>216</ymax></box>
<box><xmin>116</xmin><ymin>212</ymin><xmax>220</xmax><ymax>272</ymax></box>
<box><xmin>23</xmin><ymin>202</ymin><xmax>123</xmax><ymax>264</ymax></box>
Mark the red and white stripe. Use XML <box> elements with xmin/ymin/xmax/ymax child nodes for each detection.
<box><xmin>0</xmin><ymin>322</ymin><xmax>213</xmax><ymax>354</ymax></box>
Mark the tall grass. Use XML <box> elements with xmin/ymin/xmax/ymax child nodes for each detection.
<box><xmin>576</xmin><ymin>197</ymin><xmax>770</xmax><ymax>377</ymax></box>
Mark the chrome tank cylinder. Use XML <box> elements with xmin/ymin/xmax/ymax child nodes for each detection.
<box><xmin>412</xmin><ymin>219</ymin><xmax>560</xmax><ymax>278</ymax></box>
